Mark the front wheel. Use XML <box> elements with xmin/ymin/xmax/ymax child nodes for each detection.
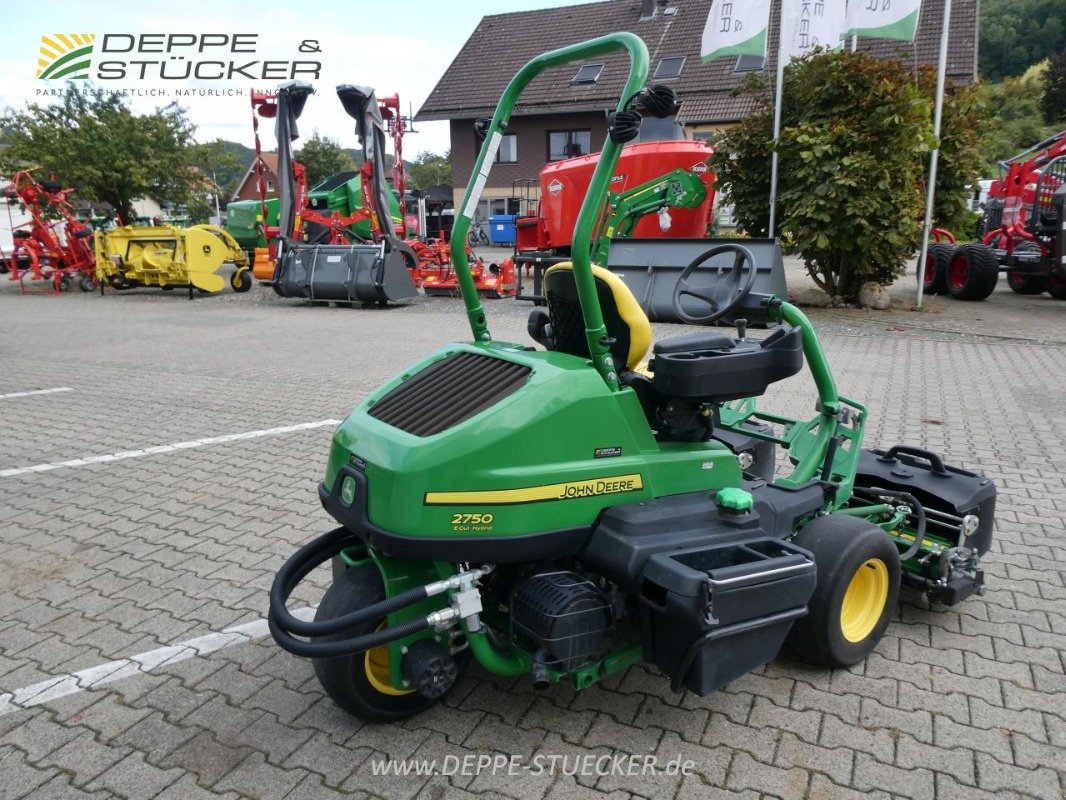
<box><xmin>785</xmin><ymin>515</ymin><xmax>901</xmax><ymax>667</ymax></box>
<box><xmin>230</xmin><ymin>269</ymin><xmax>253</xmax><ymax>293</ymax></box>
<box><xmin>311</xmin><ymin>565</ymin><xmax>458</xmax><ymax>722</ymax></box>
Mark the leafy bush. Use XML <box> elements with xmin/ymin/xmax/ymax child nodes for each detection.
<box><xmin>711</xmin><ymin>50</ymin><xmax>981</xmax><ymax>302</ymax></box>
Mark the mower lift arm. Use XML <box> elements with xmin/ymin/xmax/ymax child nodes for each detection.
<box><xmin>452</xmin><ymin>32</ymin><xmax>650</xmax><ymax>392</ymax></box>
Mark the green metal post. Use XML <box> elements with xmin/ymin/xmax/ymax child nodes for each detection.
<box><xmin>450</xmin><ymin>33</ymin><xmax>650</xmax><ymax>391</ymax></box>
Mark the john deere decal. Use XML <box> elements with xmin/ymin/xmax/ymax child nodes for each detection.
<box><xmin>37</xmin><ymin>34</ymin><xmax>96</xmax><ymax>80</ymax></box>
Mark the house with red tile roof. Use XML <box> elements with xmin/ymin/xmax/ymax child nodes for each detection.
<box><xmin>416</xmin><ymin>0</ymin><xmax>978</xmax><ymax>219</ymax></box>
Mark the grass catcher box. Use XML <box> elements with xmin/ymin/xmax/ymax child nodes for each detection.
<box><xmin>639</xmin><ymin>538</ymin><xmax>815</xmax><ymax>694</ymax></box>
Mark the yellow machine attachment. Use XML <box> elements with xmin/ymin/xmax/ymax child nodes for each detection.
<box><xmin>94</xmin><ymin>225</ymin><xmax>252</xmax><ymax>294</ymax></box>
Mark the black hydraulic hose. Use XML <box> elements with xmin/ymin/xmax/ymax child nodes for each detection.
<box><xmin>268</xmin><ymin>526</ymin><xmax>430</xmax><ymax>638</ymax></box>
<box><xmin>857</xmin><ymin>487</ymin><xmax>927</xmax><ymax>561</ymax></box>
<box><xmin>269</xmin><ymin>612</ymin><xmax>432</xmax><ymax>658</ymax></box>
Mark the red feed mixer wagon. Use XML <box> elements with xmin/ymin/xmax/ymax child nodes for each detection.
<box><xmin>513</xmin><ymin>139</ymin><xmax>716</xmax><ymax>299</ymax></box>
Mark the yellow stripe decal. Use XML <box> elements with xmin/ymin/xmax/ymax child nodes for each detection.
<box><xmin>425</xmin><ymin>474</ymin><xmax>644</xmax><ymax>505</ymax></box>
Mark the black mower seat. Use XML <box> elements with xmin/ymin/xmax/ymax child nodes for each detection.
<box><xmin>539</xmin><ymin>262</ymin><xmax>651</xmax><ymax>370</ymax></box>
<box><xmin>652</xmin><ymin>326</ymin><xmax>804</xmax><ymax>402</ymax></box>
<box><xmin>653</xmin><ymin>331</ymin><xmax>735</xmax><ymax>355</ymax></box>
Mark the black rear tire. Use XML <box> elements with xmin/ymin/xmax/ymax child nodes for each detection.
<box><xmin>1048</xmin><ymin>271</ymin><xmax>1066</xmax><ymax>300</ymax></box>
<box><xmin>784</xmin><ymin>515</ymin><xmax>900</xmax><ymax>668</ymax></box>
<box><xmin>311</xmin><ymin>565</ymin><xmax>455</xmax><ymax>723</ymax></box>
<box><xmin>78</xmin><ymin>275</ymin><xmax>95</xmax><ymax>292</ymax></box>
<box><xmin>1006</xmin><ymin>243</ymin><xmax>1046</xmax><ymax>295</ymax></box>
<box><xmin>920</xmin><ymin>243</ymin><xmax>953</xmax><ymax>295</ymax></box>
<box><xmin>946</xmin><ymin>243</ymin><xmax>999</xmax><ymax>301</ymax></box>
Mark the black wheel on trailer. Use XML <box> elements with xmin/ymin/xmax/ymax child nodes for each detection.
<box><xmin>784</xmin><ymin>514</ymin><xmax>901</xmax><ymax>668</ymax></box>
<box><xmin>162</xmin><ymin>284</ymin><xmax>175</xmax><ymax>291</ymax></box>
<box><xmin>57</xmin><ymin>276</ymin><xmax>71</xmax><ymax>292</ymax></box>
<box><xmin>919</xmin><ymin>243</ymin><xmax>953</xmax><ymax>295</ymax></box>
<box><xmin>311</xmin><ymin>565</ymin><xmax>461</xmax><ymax>723</ymax></box>
<box><xmin>78</xmin><ymin>275</ymin><xmax>95</xmax><ymax>292</ymax></box>
<box><xmin>1006</xmin><ymin>243</ymin><xmax>1047</xmax><ymax>295</ymax></box>
<box><xmin>946</xmin><ymin>243</ymin><xmax>999</xmax><ymax>301</ymax></box>
<box><xmin>230</xmin><ymin>269</ymin><xmax>253</xmax><ymax>293</ymax></box>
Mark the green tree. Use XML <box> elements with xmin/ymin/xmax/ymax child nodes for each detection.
<box><xmin>980</xmin><ymin>0</ymin><xmax>1065</xmax><ymax>82</ymax></box>
<box><xmin>979</xmin><ymin>62</ymin><xmax>1060</xmax><ymax>171</ymax></box>
<box><xmin>185</xmin><ymin>139</ymin><xmax>241</xmax><ymax>222</ymax></box>
<box><xmin>915</xmin><ymin>72</ymin><xmax>984</xmax><ymax>234</ymax></box>
<box><xmin>407</xmin><ymin>150</ymin><xmax>451</xmax><ymax>189</ymax></box>
<box><xmin>0</xmin><ymin>83</ymin><xmax>203</xmax><ymax>223</ymax></box>
<box><xmin>1042</xmin><ymin>49</ymin><xmax>1066</xmax><ymax>124</ymax></box>
<box><xmin>295</xmin><ymin>132</ymin><xmax>355</xmax><ymax>188</ymax></box>
<box><xmin>712</xmin><ymin>50</ymin><xmax>982</xmax><ymax>303</ymax></box>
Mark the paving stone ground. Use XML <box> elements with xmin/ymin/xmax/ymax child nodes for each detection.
<box><xmin>0</xmin><ymin>259</ymin><xmax>1063</xmax><ymax>800</ymax></box>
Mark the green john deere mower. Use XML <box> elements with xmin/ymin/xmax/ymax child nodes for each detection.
<box><xmin>269</xmin><ymin>34</ymin><xmax>995</xmax><ymax>722</ymax></box>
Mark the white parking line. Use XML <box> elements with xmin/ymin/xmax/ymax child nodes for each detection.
<box><xmin>0</xmin><ymin>387</ymin><xmax>74</xmax><ymax>400</ymax></box>
<box><xmin>0</xmin><ymin>608</ymin><xmax>315</xmax><ymax>717</ymax></box>
<box><xmin>0</xmin><ymin>419</ymin><xmax>341</xmax><ymax>478</ymax></box>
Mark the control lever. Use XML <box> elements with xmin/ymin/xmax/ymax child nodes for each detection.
<box><xmin>735</xmin><ymin>318</ymin><xmax>748</xmax><ymax>341</ymax></box>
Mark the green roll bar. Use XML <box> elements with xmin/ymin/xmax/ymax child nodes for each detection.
<box><xmin>450</xmin><ymin>32</ymin><xmax>650</xmax><ymax>391</ymax></box>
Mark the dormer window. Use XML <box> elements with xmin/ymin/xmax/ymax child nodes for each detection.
<box><xmin>654</xmin><ymin>56</ymin><xmax>686</xmax><ymax>80</ymax></box>
<box><xmin>734</xmin><ymin>55</ymin><xmax>766</xmax><ymax>73</ymax></box>
<box><xmin>572</xmin><ymin>63</ymin><xmax>604</xmax><ymax>84</ymax></box>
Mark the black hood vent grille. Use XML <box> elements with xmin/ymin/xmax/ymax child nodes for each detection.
<box><xmin>368</xmin><ymin>352</ymin><xmax>531</xmax><ymax>437</ymax></box>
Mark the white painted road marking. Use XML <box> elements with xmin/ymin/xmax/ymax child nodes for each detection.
<box><xmin>0</xmin><ymin>419</ymin><xmax>341</xmax><ymax>478</ymax></box>
<box><xmin>0</xmin><ymin>608</ymin><xmax>316</xmax><ymax>717</ymax></box>
<box><xmin>0</xmin><ymin>387</ymin><xmax>73</xmax><ymax>400</ymax></box>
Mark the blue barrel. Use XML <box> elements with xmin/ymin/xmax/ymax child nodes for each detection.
<box><xmin>488</xmin><ymin>214</ymin><xmax>516</xmax><ymax>246</ymax></box>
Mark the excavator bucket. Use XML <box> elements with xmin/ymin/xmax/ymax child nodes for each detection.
<box><xmin>270</xmin><ymin>82</ymin><xmax>417</xmax><ymax>305</ymax></box>
<box><xmin>94</xmin><ymin>224</ymin><xmax>249</xmax><ymax>293</ymax></box>
<box><xmin>274</xmin><ymin>241</ymin><xmax>416</xmax><ymax>302</ymax></box>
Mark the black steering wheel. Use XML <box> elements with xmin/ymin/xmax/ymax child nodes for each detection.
<box><xmin>671</xmin><ymin>243</ymin><xmax>758</xmax><ymax>324</ymax></box>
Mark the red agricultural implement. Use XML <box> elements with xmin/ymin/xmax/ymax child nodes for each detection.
<box><xmin>1</xmin><ymin>170</ymin><xmax>96</xmax><ymax>295</ymax></box>
<box><xmin>415</xmin><ymin>237</ymin><xmax>517</xmax><ymax>298</ymax></box>
<box><xmin>508</xmin><ymin>139</ymin><xmax>716</xmax><ymax>301</ymax></box>
<box><xmin>924</xmin><ymin>129</ymin><xmax>1066</xmax><ymax>301</ymax></box>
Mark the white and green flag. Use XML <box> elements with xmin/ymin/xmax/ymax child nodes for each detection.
<box><xmin>842</xmin><ymin>0</ymin><xmax>923</xmax><ymax>42</ymax></box>
<box><xmin>701</xmin><ymin>0</ymin><xmax>773</xmax><ymax>63</ymax></box>
<box><xmin>782</xmin><ymin>0</ymin><xmax>847</xmax><ymax>62</ymax></box>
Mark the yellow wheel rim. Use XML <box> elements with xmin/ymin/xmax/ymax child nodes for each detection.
<box><xmin>363</xmin><ymin>624</ymin><xmax>415</xmax><ymax>696</ymax></box>
<box><xmin>840</xmin><ymin>558</ymin><xmax>889</xmax><ymax>643</ymax></box>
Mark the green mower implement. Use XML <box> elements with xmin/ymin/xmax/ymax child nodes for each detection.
<box><xmin>269</xmin><ymin>33</ymin><xmax>996</xmax><ymax>722</ymax></box>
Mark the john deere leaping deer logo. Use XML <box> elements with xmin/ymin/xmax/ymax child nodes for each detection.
<box><xmin>37</xmin><ymin>34</ymin><xmax>96</xmax><ymax>80</ymax></box>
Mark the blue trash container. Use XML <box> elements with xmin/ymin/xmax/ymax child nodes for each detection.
<box><xmin>488</xmin><ymin>214</ymin><xmax>516</xmax><ymax>246</ymax></box>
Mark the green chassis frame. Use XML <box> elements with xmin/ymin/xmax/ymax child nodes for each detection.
<box><xmin>339</xmin><ymin>33</ymin><xmax>931</xmax><ymax>693</ymax></box>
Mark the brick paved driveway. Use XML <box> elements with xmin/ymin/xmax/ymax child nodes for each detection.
<box><xmin>0</xmin><ymin>270</ymin><xmax>1063</xmax><ymax>800</ymax></box>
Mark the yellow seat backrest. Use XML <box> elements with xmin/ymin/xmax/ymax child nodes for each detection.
<box><xmin>542</xmin><ymin>262</ymin><xmax>651</xmax><ymax>371</ymax></box>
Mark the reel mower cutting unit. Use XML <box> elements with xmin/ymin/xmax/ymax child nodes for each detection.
<box><xmin>268</xmin><ymin>34</ymin><xmax>996</xmax><ymax>722</ymax></box>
